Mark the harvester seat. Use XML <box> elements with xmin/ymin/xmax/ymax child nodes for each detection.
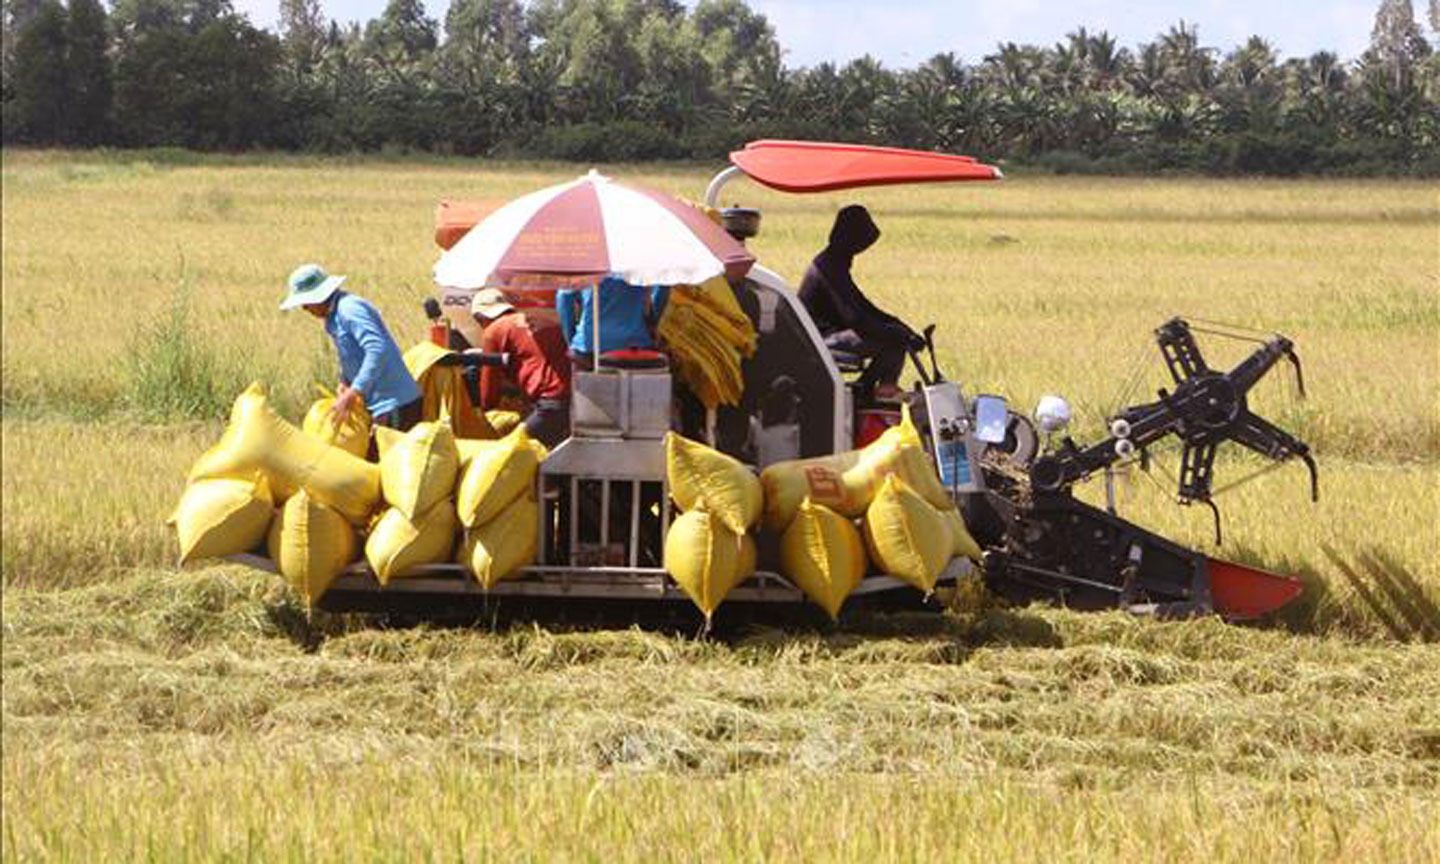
<box><xmin>830</xmin><ymin>350</ymin><xmax>866</xmax><ymax>375</ymax></box>
<box><xmin>571</xmin><ymin>348</ymin><xmax>670</xmax><ymax>372</ymax></box>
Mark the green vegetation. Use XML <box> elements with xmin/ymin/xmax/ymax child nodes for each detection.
<box><xmin>2</xmin><ymin>0</ymin><xmax>1438</xmax><ymax>174</ymax></box>
<box><xmin>1</xmin><ymin>152</ymin><xmax>1436</xmax><ymax>858</ymax></box>
<box><xmin>124</xmin><ymin>290</ymin><xmax>249</xmax><ymax>420</ymax></box>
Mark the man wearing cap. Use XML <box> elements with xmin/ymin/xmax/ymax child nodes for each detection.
<box><xmin>470</xmin><ymin>288</ymin><xmax>571</xmax><ymax>447</ymax></box>
<box><xmin>282</xmin><ymin>264</ymin><xmax>422</xmax><ymax>431</ymax></box>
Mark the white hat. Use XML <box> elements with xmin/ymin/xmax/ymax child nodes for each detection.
<box><xmin>281</xmin><ymin>263</ymin><xmax>346</xmax><ymax>310</ymax></box>
<box><xmin>470</xmin><ymin>287</ymin><xmax>515</xmax><ymax>320</ymax></box>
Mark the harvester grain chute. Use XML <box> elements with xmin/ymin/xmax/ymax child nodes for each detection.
<box><xmin>208</xmin><ymin>140</ymin><xmax>1312</xmax><ymax>624</ymax></box>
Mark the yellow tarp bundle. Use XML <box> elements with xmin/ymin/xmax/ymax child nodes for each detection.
<box><xmin>863</xmin><ymin>475</ymin><xmax>953</xmax><ymax>595</ymax></box>
<box><xmin>403</xmin><ymin>341</ymin><xmax>499</xmax><ymax>440</ymax></box>
<box><xmin>172</xmin><ymin>476</ymin><xmax>274</xmax><ymax>564</ymax></box>
<box><xmin>378</xmin><ymin>419</ymin><xmax>460</xmax><ymax>521</ymax></box>
<box><xmin>459</xmin><ymin>488</ymin><xmax>539</xmax><ymax>588</ymax></box>
<box><xmin>301</xmin><ymin>385</ymin><xmax>371</xmax><ymax>458</ymax></box>
<box><xmin>663</xmin><ymin>509</ymin><xmax>756</xmax><ymax>622</ymax></box>
<box><xmin>365</xmin><ymin>499</ymin><xmax>458</xmax><ymax>585</ymax></box>
<box><xmin>780</xmin><ymin>498</ymin><xmax>866</xmax><ymax>620</ymax></box>
<box><xmin>268</xmin><ymin>490</ymin><xmax>357</xmax><ymax>607</ymax></box>
<box><xmin>455</xmin><ymin>426</ymin><xmax>546</xmax><ymax>528</ymax></box>
<box><xmin>190</xmin><ymin>382</ymin><xmax>379</xmax><ymax>524</ymax></box>
<box><xmin>656</xmin><ymin>277</ymin><xmax>757</xmax><ymax>409</ymax></box>
<box><xmin>761</xmin><ymin>404</ymin><xmax>952</xmax><ymax>532</ymax></box>
<box><xmin>664</xmin><ymin>432</ymin><xmax>762</xmax><ymax>535</ymax></box>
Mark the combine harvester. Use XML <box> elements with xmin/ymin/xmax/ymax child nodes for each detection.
<box><xmin>231</xmin><ymin>140</ymin><xmax>1315</xmax><ymax>623</ymax></box>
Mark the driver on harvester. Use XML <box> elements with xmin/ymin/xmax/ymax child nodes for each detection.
<box><xmin>798</xmin><ymin>204</ymin><xmax>925</xmax><ymax>402</ymax></box>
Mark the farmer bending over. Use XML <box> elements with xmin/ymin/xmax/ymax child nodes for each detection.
<box><xmin>281</xmin><ymin>263</ymin><xmax>422</xmax><ymax>431</ymax></box>
<box><xmin>798</xmin><ymin>204</ymin><xmax>924</xmax><ymax>401</ymax></box>
<box><xmin>470</xmin><ymin>288</ymin><xmax>572</xmax><ymax>447</ymax></box>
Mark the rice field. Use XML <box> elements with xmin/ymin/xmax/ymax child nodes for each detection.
<box><xmin>1</xmin><ymin>149</ymin><xmax>1437</xmax><ymax>860</ymax></box>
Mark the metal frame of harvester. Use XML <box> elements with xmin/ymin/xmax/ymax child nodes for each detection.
<box><xmin>237</xmin><ymin>140</ymin><xmax>1314</xmax><ymax>623</ymax></box>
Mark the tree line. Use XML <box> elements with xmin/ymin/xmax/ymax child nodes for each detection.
<box><xmin>3</xmin><ymin>0</ymin><xmax>1438</xmax><ymax>175</ymax></box>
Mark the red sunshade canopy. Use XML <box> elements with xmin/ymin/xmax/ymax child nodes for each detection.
<box><xmin>729</xmin><ymin>140</ymin><xmax>1002</xmax><ymax>193</ymax></box>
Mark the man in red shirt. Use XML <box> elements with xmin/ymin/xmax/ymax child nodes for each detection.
<box><xmin>470</xmin><ymin>289</ymin><xmax>572</xmax><ymax>447</ymax></box>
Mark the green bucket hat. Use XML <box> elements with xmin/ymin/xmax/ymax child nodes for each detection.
<box><xmin>281</xmin><ymin>263</ymin><xmax>346</xmax><ymax>310</ymax></box>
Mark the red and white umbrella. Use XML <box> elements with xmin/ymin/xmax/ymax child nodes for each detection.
<box><xmin>434</xmin><ymin>171</ymin><xmax>755</xmax><ymax>288</ymax></box>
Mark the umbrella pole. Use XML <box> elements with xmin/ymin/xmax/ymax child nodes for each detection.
<box><xmin>593</xmin><ymin>280</ymin><xmax>603</xmax><ymax>371</ymax></box>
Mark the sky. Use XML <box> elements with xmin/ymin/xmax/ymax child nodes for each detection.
<box><xmin>231</xmin><ymin>1</ymin><xmax>1396</xmax><ymax>66</ymax></box>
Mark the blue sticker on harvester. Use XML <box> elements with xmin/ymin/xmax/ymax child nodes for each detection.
<box><xmin>936</xmin><ymin>440</ymin><xmax>971</xmax><ymax>488</ymax></box>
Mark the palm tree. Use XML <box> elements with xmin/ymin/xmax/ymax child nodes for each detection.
<box><xmin>1085</xmin><ymin>30</ymin><xmax>1128</xmax><ymax>89</ymax></box>
<box><xmin>1048</xmin><ymin>37</ymin><xmax>1086</xmax><ymax>95</ymax></box>
<box><xmin>1128</xmin><ymin>41</ymin><xmax>1167</xmax><ymax>98</ymax></box>
<box><xmin>729</xmin><ymin>43</ymin><xmax>790</xmax><ymax>125</ymax></box>
<box><xmin>837</xmin><ymin>55</ymin><xmax>896</xmax><ymax>140</ymax></box>
<box><xmin>983</xmin><ymin>41</ymin><xmax>1044</xmax><ymax>90</ymax></box>
<box><xmin>1158</xmin><ymin>20</ymin><xmax>1217</xmax><ymax>94</ymax></box>
<box><xmin>1218</xmin><ymin>35</ymin><xmax>1281</xmax><ymax>132</ymax></box>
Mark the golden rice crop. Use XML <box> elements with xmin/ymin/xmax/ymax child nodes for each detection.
<box><xmin>7</xmin><ymin>757</ymin><xmax>1437</xmax><ymax>862</ymax></box>
<box><xmin>2</xmin><ymin>151</ymin><xmax>1435</xmax><ymax>459</ymax></box>
<box><xmin>2</xmin><ymin>150</ymin><xmax>1433</xmax><ymax>629</ymax></box>
<box><xmin>2</xmin><ymin>568</ymin><xmax>1438</xmax><ymax>861</ymax></box>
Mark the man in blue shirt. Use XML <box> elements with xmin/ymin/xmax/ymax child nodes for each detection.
<box><xmin>556</xmin><ymin>276</ymin><xmax>668</xmax><ymax>366</ymax></box>
<box><xmin>281</xmin><ymin>264</ymin><xmax>422</xmax><ymax>431</ymax></box>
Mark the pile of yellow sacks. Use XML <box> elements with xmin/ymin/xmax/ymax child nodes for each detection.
<box><xmin>667</xmin><ymin>405</ymin><xmax>982</xmax><ymax>621</ymax></box>
<box><xmin>170</xmin><ymin>382</ymin><xmax>545</xmax><ymax>608</ymax></box>
<box><xmin>174</xmin><ymin>385</ymin><xmax>981</xmax><ymax>622</ymax></box>
<box><xmin>656</xmin><ymin>277</ymin><xmax>757</xmax><ymax>410</ymax></box>
<box><xmin>662</xmin><ymin>433</ymin><xmax>761</xmax><ymax>622</ymax></box>
<box><xmin>454</xmin><ymin>429</ymin><xmax>547</xmax><ymax>589</ymax></box>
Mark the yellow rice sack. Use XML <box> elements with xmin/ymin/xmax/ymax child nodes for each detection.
<box><xmin>665</xmin><ymin>432</ymin><xmax>762</xmax><ymax>534</ymax></box>
<box><xmin>761</xmin><ymin>452</ymin><xmax>860</xmax><ymax>532</ymax></box>
<box><xmin>301</xmin><ymin>385</ymin><xmax>371</xmax><ymax>458</ymax></box>
<box><xmin>268</xmin><ymin>490</ymin><xmax>357</xmax><ymax>607</ymax></box>
<box><xmin>379</xmin><ymin>419</ymin><xmax>460</xmax><ymax>520</ymax></box>
<box><xmin>942</xmin><ymin>506</ymin><xmax>983</xmax><ymax>561</ymax></box>
<box><xmin>262</xmin><ymin>411</ymin><xmax>380</xmax><ymax>524</ymax></box>
<box><xmin>485</xmin><ymin>410</ymin><xmax>522</xmax><ymax>437</ymax></box>
<box><xmin>364</xmin><ymin>499</ymin><xmax>458</xmax><ymax>585</ymax></box>
<box><xmin>374</xmin><ymin>424</ymin><xmax>402</xmax><ymax>459</ymax></box>
<box><xmin>840</xmin><ymin>420</ymin><xmax>956</xmax><ymax>509</ymax></box>
<box><xmin>761</xmin><ymin>406</ymin><xmax>951</xmax><ymax>532</ymax></box>
<box><xmin>863</xmin><ymin>475</ymin><xmax>953</xmax><ymax>595</ymax></box>
<box><xmin>663</xmin><ymin>509</ymin><xmax>756</xmax><ymax>621</ymax></box>
<box><xmin>455</xmin><ymin>426</ymin><xmax>543</xmax><ymax>528</ymax></box>
<box><xmin>191</xmin><ymin>382</ymin><xmax>379</xmax><ymax>523</ymax></box>
<box><xmin>459</xmin><ymin>488</ymin><xmax>539</xmax><ymax>589</ymax></box>
<box><xmin>186</xmin><ymin>383</ymin><xmax>271</xmax><ymax>482</ymax></box>
<box><xmin>780</xmin><ymin>499</ymin><xmax>866</xmax><ymax>620</ymax></box>
<box><xmin>184</xmin><ymin>384</ymin><xmax>297</xmax><ymax>502</ymax></box>
<box><xmin>455</xmin><ymin>433</ymin><xmax>547</xmax><ymax>468</ymax></box>
<box><xmin>172</xmin><ymin>477</ymin><xmax>274</xmax><ymax>565</ymax></box>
